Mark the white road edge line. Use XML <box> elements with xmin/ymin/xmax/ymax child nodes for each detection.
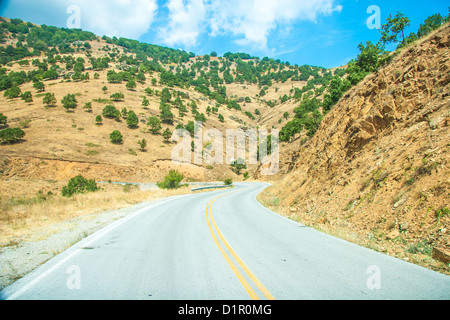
<box><xmin>3</xmin><ymin>193</ymin><xmax>193</xmax><ymax>300</ymax></box>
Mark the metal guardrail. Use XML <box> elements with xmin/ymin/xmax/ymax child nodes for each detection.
<box><xmin>191</xmin><ymin>185</ymin><xmax>232</xmax><ymax>191</ymax></box>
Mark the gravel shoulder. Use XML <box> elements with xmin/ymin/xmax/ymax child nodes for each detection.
<box><xmin>0</xmin><ymin>200</ymin><xmax>158</xmax><ymax>290</ymax></box>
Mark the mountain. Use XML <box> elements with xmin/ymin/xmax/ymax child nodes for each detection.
<box><xmin>0</xmin><ymin>17</ymin><xmax>334</xmax><ymax>183</ymax></box>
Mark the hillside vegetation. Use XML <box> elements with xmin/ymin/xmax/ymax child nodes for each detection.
<box><xmin>0</xmin><ymin>16</ymin><xmax>347</xmax><ymax>184</ymax></box>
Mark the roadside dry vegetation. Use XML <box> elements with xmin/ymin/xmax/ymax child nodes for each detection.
<box><xmin>0</xmin><ymin>178</ymin><xmax>191</xmax><ymax>245</ymax></box>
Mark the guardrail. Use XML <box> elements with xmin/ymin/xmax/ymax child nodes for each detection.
<box><xmin>191</xmin><ymin>185</ymin><xmax>232</xmax><ymax>191</ymax></box>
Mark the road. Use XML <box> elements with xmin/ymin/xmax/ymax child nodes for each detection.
<box><xmin>1</xmin><ymin>182</ymin><xmax>449</xmax><ymax>300</ymax></box>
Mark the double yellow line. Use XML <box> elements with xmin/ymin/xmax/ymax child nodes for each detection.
<box><xmin>205</xmin><ymin>191</ymin><xmax>275</xmax><ymax>300</ymax></box>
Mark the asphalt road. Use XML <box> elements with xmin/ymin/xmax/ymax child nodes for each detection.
<box><xmin>1</xmin><ymin>182</ymin><xmax>449</xmax><ymax>300</ymax></box>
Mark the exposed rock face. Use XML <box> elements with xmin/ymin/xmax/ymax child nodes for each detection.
<box><xmin>266</xmin><ymin>25</ymin><xmax>449</xmax><ymax>267</ymax></box>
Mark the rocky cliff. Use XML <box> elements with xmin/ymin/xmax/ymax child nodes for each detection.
<box><xmin>262</xmin><ymin>24</ymin><xmax>450</xmax><ymax>273</ymax></box>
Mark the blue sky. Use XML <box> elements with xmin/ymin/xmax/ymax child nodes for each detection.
<box><xmin>0</xmin><ymin>0</ymin><xmax>448</xmax><ymax>68</ymax></box>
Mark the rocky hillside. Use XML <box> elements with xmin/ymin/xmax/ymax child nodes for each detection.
<box><xmin>260</xmin><ymin>24</ymin><xmax>450</xmax><ymax>273</ymax></box>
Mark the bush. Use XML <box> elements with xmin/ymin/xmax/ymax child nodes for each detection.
<box><xmin>0</xmin><ymin>113</ymin><xmax>7</xmax><ymax>128</ymax></box>
<box><xmin>110</xmin><ymin>130</ymin><xmax>123</xmax><ymax>144</ymax></box>
<box><xmin>110</xmin><ymin>92</ymin><xmax>124</xmax><ymax>101</ymax></box>
<box><xmin>61</xmin><ymin>93</ymin><xmax>77</xmax><ymax>111</ymax></box>
<box><xmin>102</xmin><ymin>105</ymin><xmax>120</xmax><ymax>120</ymax></box>
<box><xmin>4</xmin><ymin>86</ymin><xmax>21</xmax><ymax>99</ymax></box>
<box><xmin>157</xmin><ymin>170</ymin><xmax>184</xmax><ymax>189</ymax></box>
<box><xmin>126</xmin><ymin>110</ymin><xmax>138</xmax><ymax>128</ymax></box>
<box><xmin>62</xmin><ymin>175</ymin><xmax>99</xmax><ymax>197</ymax></box>
<box><xmin>223</xmin><ymin>178</ymin><xmax>233</xmax><ymax>185</ymax></box>
<box><xmin>21</xmin><ymin>91</ymin><xmax>33</xmax><ymax>102</ymax></box>
<box><xmin>0</xmin><ymin>127</ymin><xmax>25</xmax><ymax>144</ymax></box>
<box><xmin>230</xmin><ymin>158</ymin><xmax>247</xmax><ymax>175</ymax></box>
<box><xmin>147</xmin><ymin>116</ymin><xmax>161</xmax><ymax>134</ymax></box>
<box><xmin>43</xmin><ymin>92</ymin><xmax>57</xmax><ymax>107</ymax></box>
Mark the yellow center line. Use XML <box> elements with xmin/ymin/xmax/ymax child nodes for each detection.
<box><xmin>205</xmin><ymin>188</ymin><xmax>276</xmax><ymax>300</ymax></box>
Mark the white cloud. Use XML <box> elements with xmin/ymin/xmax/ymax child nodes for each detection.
<box><xmin>77</xmin><ymin>0</ymin><xmax>158</xmax><ymax>39</ymax></box>
<box><xmin>157</xmin><ymin>0</ymin><xmax>342</xmax><ymax>51</ymax></box>
<box><xmin>157</xmin><ymin>0</ymin><xmax>206</xmax><ymax>48</ymax></box>
<box><xmin>208</xmin><ymin>0</ymin><xmax>343</xmax><ymax>50</ymax></box>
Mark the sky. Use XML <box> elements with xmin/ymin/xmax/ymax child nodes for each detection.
<box><xmin>0</xmin><ymin>0</ymin><xmax>448</xmax><ymax>68</ymax></box>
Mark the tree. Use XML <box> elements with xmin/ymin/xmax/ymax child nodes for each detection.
<box><xmin>162</xmin><ymin>127</ymin><xmax>172</xmax><ymax>142</ymax></box>
<box><xmin>142</xmin><ymin>96</ymin><xmax>149</xmax><ymax>106</ymax></box>
<box><xmin>345</xmin><ymin>41</ymin><xmax>387</xmax><ymax>86</ymax></box>
<box><xmin>83</xmin><ymin>102</ymin><xmax>92</xmax><ymax>113</ymax></box>
<box><xmin>4</xmin><ymin>86</ymin><xmax>21</xmax><ymax>99</ymax></box>
<box><xmin>417</xmin><ymin>13</ymin><xmax>445</xmax><ymax>38</ymax></box>
<box><xmin>147</xmin><ymin>116</ymin><xmax>162</xmax><ymax>134</ymax></box>
<box><xmin>110</xmin><ymin>130</ymin><xmax>123</xmax><ymax>144</ymax></box>
<box><xmin>379</xmin><ymin>11</ymin><xmax>410</xmax><ymax>47</ymax></box>
<box><xmin>21</xmin><ymin>91</ymin><xmax>33</xmax><ymax>102</ymax></box>
<box><xmin>138</xmin><ymin>138</ymin><xmax>147</xmax><ymax>151</ymax></box>
<box><xmin>62</xmin><ymin>175</ymin><xmax>99</xmax><ymax>197</ymax></box>
<box><xmin>159</xmin><ymin>103</ymin><xmax>174</xmax><ymax>125</ymax></box>
<box><xmin>126</xmin><ymin>79</ymin><xmax>136</xmax><ymax>90</ymax></box>
<box><xmin>230</xmin><ymin>158</ymin><xmax>247</xmax><ymax>175</ymax></box>
<box><xmin>33</xmin><ymin>81</ymin><xmax>45</xmax><ymax>92</ymax></box>
<box><xmin>110</xmin><ymin>92</ymin><xmax>124</xmax><ymax>101</ymax></box>
<box><xmin>161</xmin><ymin>87</ymin><xmax>171</xmax><ymax>103</ymax></box>
<box><xmin>43</xmin><ymin>69</ymin><xmax>58</xmax><ymax>80</ymax></box>
<box><xmin>280</xmin><ymin>118</ymin><xmax>303</xmax><ymax>142</ymax></box>
<box><xmin>126</xmin><ymin>110</ymin><xmax>138</xmax><ymax>128</ymax></box>
<box><xmin>218</xmin><ymin>114</ymin><xmax>224</xmax><ymax>123</ymax></box>
<box><xmin>95</xmin><ymin>115</ymin><xmax>102</xmax><ymax>125</ymax></box>
<box><xmin>61</xmin><ymin>93</ymin><xmax>77</xmax><ymax>111</ymax></box>
<box><xmin>102</xmin><ymin>85</ymin><xmax>108</xmax><ymax>94</ymax></box>
<box><xmin>43</xmin><ymin>92</ymin><xmax>57</xmax><ymax>107</ymax></box>
<box><xmin>303</xmin><ymin>109</ymin><xmax>323</xmax><ymax>137</ymax></box>
<box><xmin>194</xmin><ymin>112</ymin><xmax>207</xmax><ymax>123</ymax></box>
<box><xmin>0</xmin><ymin>113</ymin><xmax>7</xmax><ymax>128</ymax></box>
<box><xmin>157</xmin><ymin>170</ymin><xmax>184</xmax><ymax>189</ymax></box>
<box><xmin>0</xmin><ymin>127</ymin><xmax>25</xmax><ymax>144</ymax></box>
<box><xmin>102</xmin><ymin>105</ymin><xmax>120</xmax><ymax>120</ymax></box>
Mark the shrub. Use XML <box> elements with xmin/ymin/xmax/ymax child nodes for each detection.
<box><xmin>33</xmin><ymin>81</ymin><xmax>45</xmax><ymax>92</ymax></box>
<box><xmin>61</xmin><ymin>93</ymin><xmax>77</xmax><ymax>111</ymax></box>
<box><xmin>162</xmin><ymin>127</ymin><xmax>172</xmax><ymax>142</ymax></box>
<box><xmin>147</xmin><ymin>116</ymin><xmax>161</xmax><ymax>134</ymax></box>
<box><xmin>0</xmin><ymin>127</ymin><xmax>25</xmax><ymax>144</ymax></box>
<box><xmin>102</xmin><ymin>105</ymin><xmax>120</xmax><ymax>120</ymax></box>
<box><xmin>110</xmin><ymin>92</ymin><xmax>124</xmax><ymax>101</ymax></box>
<box><xmin>43</xmin><ymin>92</ymin><xmax>57</xmax><ymax>107</ymax></box>
<box><xmin>83</xmin><ymin>102</ymin><xmax>92</xmax><ymax>112</ymax></box>
<box><xmin>126</xmin><ymin>110</ymin><xmax>138</xmax><ymax>128</ymax></box>
<box><xmin>4</xmin><ymin>86</ymin><xmax>21</xmax><ymax>99</ymax></box>
<box><xmin>0</xmin><ymin>113</ymin><xmax>7</xmax><ymax>128</ymax></box>
<box><xmin>110</xmin><ymin>130</ymin><xmax>123</xmax><ymax>144</ymax></box>
<box><xmin>223</xmin><ymin>178</ymin><xmax>233</xmax><ymax>185</ymax></box>
<box><xmin>138</xmin><ymin>138</ymin><xmax>147</xmax><ymax>151</ymax></box>
<box><xmin>157</xmin><ymin>170</ymin><xmax>184</xmax><ymax>189</ymax></box>
<box><xmin>230</xmin><ymin>158</ymin><xmax>247</xmax><ymax>175</ymax></box>
<box><xmin>61</xmin><ymin>175</ymin><xmax>99</xmax><ymax>197</ymax></box>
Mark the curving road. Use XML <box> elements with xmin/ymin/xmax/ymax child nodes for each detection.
<box><xmin>1</xmin><ymin>182</ymin><xmax>449</xmax><ymax>300</ymax></box>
